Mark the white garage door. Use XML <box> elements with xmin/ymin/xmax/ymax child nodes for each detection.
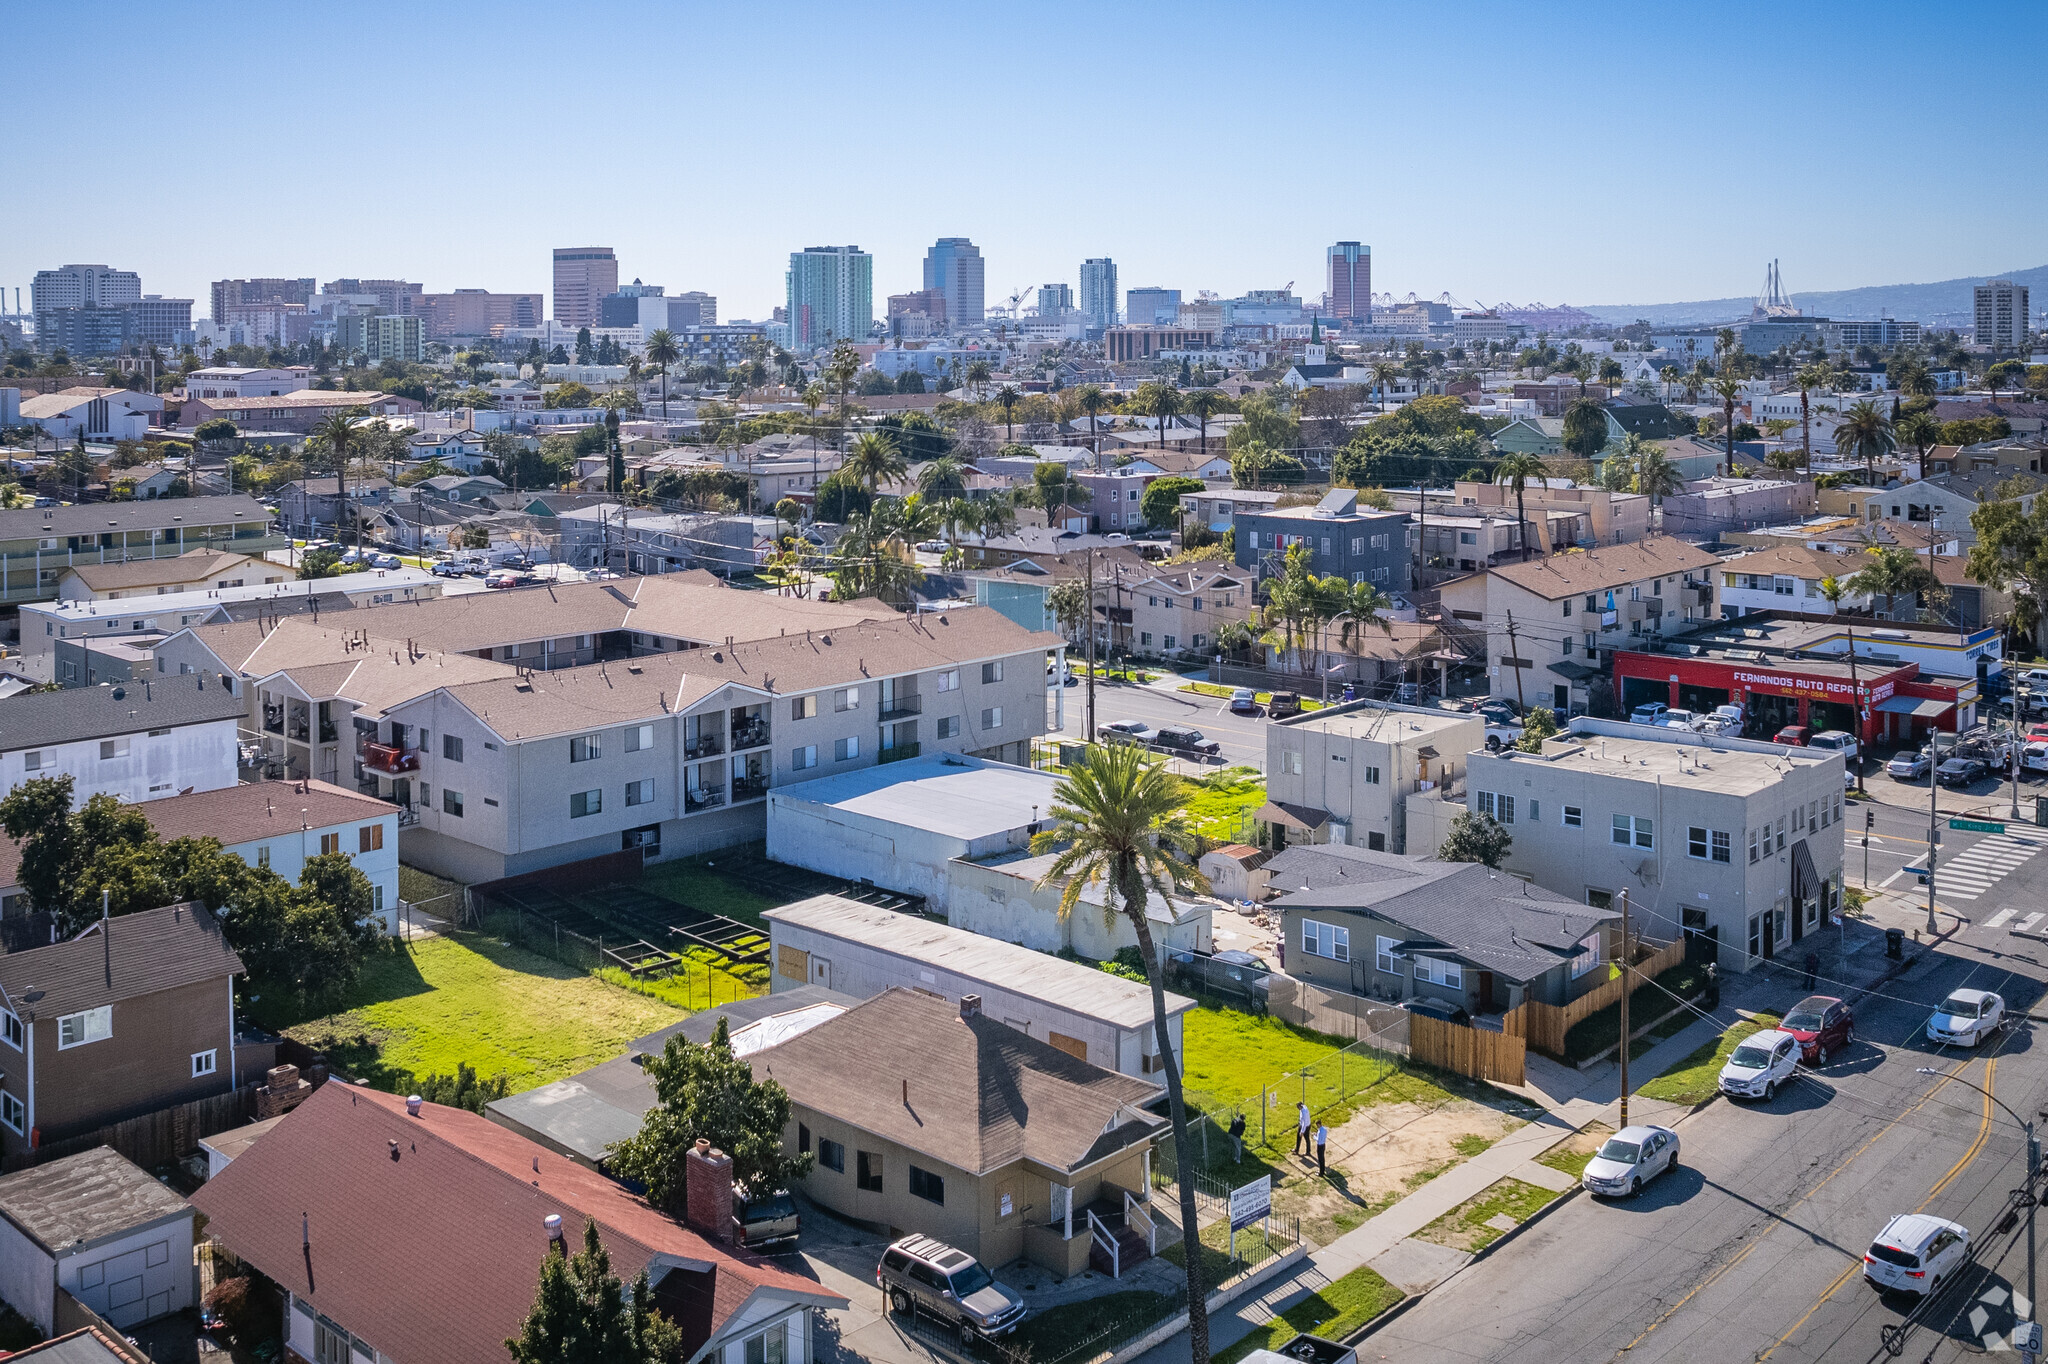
<box><xmin>75</xmin><ymin>1238</ymin><xmax>174</xmax><ymax>1328</ymax></box>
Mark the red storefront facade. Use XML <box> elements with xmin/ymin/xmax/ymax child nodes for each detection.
<box><xmin>1611</xmin><ymin>651</ymin><xmax>1967</xmax><ymax>745</ymax></box>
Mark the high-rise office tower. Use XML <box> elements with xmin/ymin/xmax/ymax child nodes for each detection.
<box><xmin>1327</xmin><ymin>242</ymin><xmax>1371</xmax><ymax>322</ymax></box>
<box><xmin>1038</xmin><ymin>283</ymin><xmax>1074</xmax><ymax>316</ymax></box>
<box><xmin>321</xmin><ymin>279</ymin><xmax>422</xmax><ymax>316</ymax></box>
<box><xmin>923</xmin><ymin>238</ymin><xmax>985</xmax><ymax>327</ymax></box>
<box><xmin>552</xmin><ymin>247</ymin><xmax>619</xmax><ymax>328</ymax></box>
<box><xmin>32</xmin><ymin>264</ymin><xmax>141</xmax><ymax>318</ymax></box>
<box><xmin>1079</xmin><ymin>258</ymin><xmax>1118</xmax><ymax>329</ymax></box>
<box><xmin>1975</xmin><ymin>279</ymin><xmax>2031</xmax><ymax>351</ymax></box>
<box><xmin>1124</xmin><ymin>288</ymin><xmax>1181</xmax><ymax>326</ymax></box>
<box><xmin>786</xmin><ymin>246</ymin><xmax>874</xmax><ymax>349</ymax></box>
<box><xmin>211</xmin><ymin>278</ymin><xmax>316</xmax><ymax>321</ymax></box>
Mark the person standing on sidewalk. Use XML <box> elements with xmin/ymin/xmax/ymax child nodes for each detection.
<box><xmin>1229</xmin><ymin>1109</ymin><xmax>1246</xmax><ymax>1163</ymax></box>
<box><xmin>1295</xmin><ymin>1101</ymin><xmax>1312</xmax><ymax>1157</ymax></box>
<box><xmin>1315</xmin><ymin>1121</ymin><xmax>1329</xmax><ymax>1177</ymax></box>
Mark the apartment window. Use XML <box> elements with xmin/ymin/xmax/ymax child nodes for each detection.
<box><xmin>1808</xmin><ymin>800</ymin><xmax>1819</xmax><ymax>830</ymax></box>
<box><xmin>22</xmin><ymin>750</ymin><xmax>45</xmax><ymax>771</ymax></box>
<box><xmin>936</xmin><ymin>716</ymin><xmax>960</xmax><ymax>740</ymax></box>
<box><xmin>2</xmin><ymin>1010</ymin><xmax>21</xmax><ymax>1050</ymax></box>
<box><xmin>1477</xmin><ymin>792</ymin><xmax>1514</xmax><ymax>824</ymax></box>
<box><xmin>836</xmin><ymin>687</ymin><xmax>860</xmax><ymax>712</ymax></box>
<box><xmin>978</xmin><ymin>708</ymin><xmax>1002</xmax><ymax>731</ymax></box>
<box><xmin>981</xmin><ymin>660</ymin><xmax>1004</xmax><ymax>684</ymax></box>
<box><xmin>798</xmin><ymin>1123</ymin><xmax>811</xmax><ymax>1154</ymax></box>
<box><xmin>792</xmin><ymin>745</ymin><xmax>818</xmax><ymax>770</ymax></box>
<box><xmin>834</xmin><ymin>736</ymin><xmax>861</xmax><ymax>762</ymax></box>
<box><xmin>1749</xmin><ymin>827</ymin><xmax>1760</xmax><ymax>863</ymax></box>
<box><xmin>360</xmin><ymin>823</ymin><xmax>383</xmax><ymax>853</ymax></box>
<box><xmin>570</xmin><ymin>789</ymin><xmax>602</xmax><ymax>818</ymax></box>
<box><xmin>192</xmin><ymin>1049</ymin><xmax>217</xmax><ymax>1078</ymax></box>
<box><xmin>1301</xmin><ymin>920</ymin><xmax>1350</xmax><ymax>962</ymax></box>
<box><xmin>857</xmin><ymin>1150</ymin><xmax>884</xmax><ymax>1192</ymax></box>
<box><xmin>1688</xmin><ymin>827</ymin><xmax>1709</xmax><ymax>860</ymax></box>
<box><xmin>792</xmin><ymin>695</ymin><xmax>817</xmax><ymax>720</ymax></box>
<box><xmin>1362</xmin><ymin>765</ymin><xmax>1381</xmax><ymax>785</ymax></box>
<box><xmin>625</xmin><ymin>724</ymin><xmax>654</xmax><ymax>753</ymax></box>
<box><xmin>908</xmin><ymin>1165</ymin><xmax>946</xmax><ymax>1205</ymax></box>
<box><xmin>442</xmin><ymin>789</ymin><xmax>464</xmax><ymax>817</ymax></box>
<box><xmin>442</xmin><ymin>734</ymin><xmax>463</xmax><ymax>762</ymax></box>
<box><xmin>1350</xmin><ymin>536</ymin><xmax>1365</xmax><ymax>555</ymax></box>
<box><xmin>1634</xmin><ymin>817</ymin><xmax>1654</xmax><ymax>848</ymax></box>
<box><xmin>0</xmin><ymin>1091</ymin><xmax>21</xmax><ymax>1134</ymax></box>
<box><xmin>319</xmin><ymin>832</ymin><xmax>341</xmax><ymax>856</ymax></box>
<box><xmin>1140</xmin><ymin>632</ymin><xmax>1152</xmax><ymax>647</ymax></box>
<box><xmin>1712</xmin><ymin>830</ymin><xmax>1731</xmax><ymax>863</ymax></box>
<box><xmin>257</xmin><ymin>845</ymin><xmax>271</xmax><ymax>869</ymax></box>
<box><xmin>1281</xmin><ymin>750</ymin><xmax>1303</xmax><ymax>776</ymax></box>
<box><xmin>1563</xmin><ymin>805</ymin><xmax>1582</xmax><ymax>828</ymax></box>
<box><xmin>1776</xmin><ymin>818</ymin><xmax>1786</xmax><ymax>853</ymax></box>
<box><xmin>819</xmin><ymin>1138</ymin><xmax>845</xmax><ymax>1172</ymax></box>
<box><xmin>1164</xmin><ymin>635</ymin><xmax>1177</xmax><ymax>650</ymax></box>
<box><xmin>1375</xmin><ymin>935</ymin><xmax>1402</xmax><ymax>975</ymax></box>
<box><xmin>626</xmin><ymin>779</ymin><xmax>654</xmax><ymax>806</ymax></box>
<box><xmin>937</xmin><ymin>668</ymin><xmax>960</xmax><ymax>692</ymax></box>
<box><xmin>570</xmin><ymin>734</ymin><xmax>602</xmax><ymax>762</ymax></box>
<box><xmin>100</xmin><ymin>738</ymin><xmax>130</xmax><ymax>760</ymax></box>
<box><xmin>1319</xmin><ymin>537</ymin><xmax>1331</xmax><ymax>556</ymax></box>
<box><xmin>1613</xmin><ymin>814</ymin><xmax>1652</xmax><ymax>847</ymax></box>
<box><xmin>58</xmin><ymin>1005</ymin><xmax>113</xmax><ymax>1049</ymax></box>
<box><xmin>744</xmin><ymin>1322</ymin><xmax>789</xmax><ymax>1364</ymax></box>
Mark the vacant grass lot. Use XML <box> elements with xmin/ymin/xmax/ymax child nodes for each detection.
<box><xmin>1638</xmin><ymin>1012</ymin><xmax>1783</xmax><ymax>1106</ymax></box>
<box><xmin>640</xmin><ymin>858</ymin><xmax>783</xmax><ymax>928</ymax></box>
<box><xmin>257</xmin><ymin>933</ymin><xmax>683</xmax><ymax>1093</ymax></box>
<box><xmin>1183</xmin><ymin>768</ymin><xmax>1267</xmax><ymax>842</ymax></box>
<box><xmin>1182</xmin><ymin>1006</ymin><xmax>1460</xmax><ymax>1133</ymax></box>
<box><xmin>1414</xmin><ymin>1177</ymin><xmax>1558</xmax><ymax>1253</ymax></box>
<box><xmin>1212</xmin><ymin>1265</ymin><xmax>1403</xmax><ymax>1364</ymax></box>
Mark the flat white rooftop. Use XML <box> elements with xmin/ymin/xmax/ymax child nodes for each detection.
<box><xmin>770</xmin><ymin>753</ymin><xmax>1061</xmax><ymax>844</ymax></box>
<box><xmin>29</xmin><ymin>567</ymin><xmax>440</xmax><ymax>622</ymax></box>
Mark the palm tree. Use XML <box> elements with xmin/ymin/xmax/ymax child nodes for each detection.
<box><xmin>1658</xmin><ymin>365</ymin><xmax>1680</xmax><ymax>402</ymax></box>
<box><xmin>844</xmin><ymin>431</ymin><xmax>906</xmax><ymax>496</ymax></box>
<box><xmin>1134</xmin><ymin>381</ymin><xmax>1182</xmax><ymax>452</ymax></box>
<box><xmin>1833</xmin><ymin>400</ymin><xmax>1898</xmax><ymax>484</ymax></box>
<box><xmin>308</xmin><ymin>407</ymin><xmax>369</xmax><ymax>544</ymax></box>
<box><xmin>1370</xmin><ymin>359</ymin><xmax>1402</xmax><ymax>412</ymax></box>
<box><xmin>1896</xmin><ymin>411</ymin><xmax>1941</xmax><ymax>462</ymax></box>
<box><xmin>915</xmin><ymin>454</ymin><xmax>969</xmax><ymax>501</ymax></box>
<box><xmin>1848</xmin><ymin>544</ymin><xmax>1936</xmax><ymax>621</ymax></box>
<box><xmin>1633</xmin><ymin>445</ymin><xmax>1684</xmax><ymax>506</ymax></box>
<box><xmin>1029</xmin><ymin>744</ymin><xmax>1214</xmax><ymax>1364</ymax></box>
<box><xmin>1186</xmin><ymin>388</ymin><xmax>1230</xmax><ymax>453</ymax></box>
<box><xmin>1492</xmin><ymin>453</ymin><xmax>1551</xmax><ymax>561</ymax></box>
<box><xmin>1793</xmin><ymin>362</ymin><xmax>1832</xmax><ymax>474</ymax></box>
<box><xmin>994</xmin><ymin>385</ymin><xmax>1022</xmax><ymax>443</ymax></box>
<box><xmin>1232</xmin><ymin>438</ymin><xmax>1273</xmax><ymax>491</ymax></box>
<box><xmin>1817</xmin><ymin>574</ymin><xmax>1868</xmax><ymax>794</ymax></box>
<box><xmin>1709</xmin><ymin>374</ymin><xmax>1744</xmax><ymax>475</ymax></box>
<box><xmin>1332</xmin><ymin>578</ymin><xmax>1395</xmax><ymax>673</ymax></box>
<box><xmin>644</xmin><ymin>329</ymin><xmax>680</xmax><ymax>418</ymax></box>
<box><xmin>964</xmin><ymin>359</ymin><xmax>993</xmax><ymax>402</ymax></box>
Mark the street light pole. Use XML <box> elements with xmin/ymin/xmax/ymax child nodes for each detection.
<box><xmin>1918</xmin><ymin>1068</ymin><xmax>2038</xmax><ymax>1332</ymax></box>
<box><xmin>1928</xmin><ymin>730</ymin><xmax>1942</xmax><ymax>937</ymax></box>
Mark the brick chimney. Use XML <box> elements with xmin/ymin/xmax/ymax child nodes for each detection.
<box><xmin>685</xmin><ymin>1138</ymin><xmax>734</xmax><ymax>1243</ymax></box>
<box><xmin>960</xmin><ymin>994</ymin><xmax>982</xmax><ymax>1020</ymax></box>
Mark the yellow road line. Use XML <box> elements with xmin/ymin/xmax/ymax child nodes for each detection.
<box><xmin>1754</xmin><ymin>1058</ymin><xmax>1998</xmax><ymax>1362</ymax></box>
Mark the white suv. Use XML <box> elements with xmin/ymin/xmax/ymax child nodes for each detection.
<box><xmin>1864</xmin><ymin>1214</ymin><xmax>1968</xmax><ymax>1297</ymax></box>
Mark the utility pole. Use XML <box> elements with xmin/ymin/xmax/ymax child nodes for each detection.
<box><xmin>1928</xmin><ymin>730</ymin><xmax>1941</xmax><ymax>936</ymax></box>
<box><xmin>2014</xmin><ymin>668</ymin><xmax>2025</xmax><ymax>822</ymax></box>
<box><xmin>1504</xmin><ymin>611</ymin><xmax>1527</xmax><ymax>715</ymax></box>
<box><xmin>1618</xmin><ymin>888</ymin><xmax>1632</xmax><ymax>1131</ymax></box>
<box><xmin>1084</xmin><ymin>548</ymin><xmax>1098</xmax><ymax>743</ymax></box>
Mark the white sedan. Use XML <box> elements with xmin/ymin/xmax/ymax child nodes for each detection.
<box><xmin>1927</xmin><ymin>989</ymin><xmax>2006</xmax><ymax>1047</ymax></box>
<box><xmin>1581</xmin><ymin>1124</ymin><xmax>1680</xmax><ymax>1198</ymax></box>
<box><xmin>1719</xmin><ymin>1028</ymin><xmax>1802</xmax><ymax>1101</ymax></box>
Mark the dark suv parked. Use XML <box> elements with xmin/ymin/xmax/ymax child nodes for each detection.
<box><xmin>1153</xmin><ymin>726</ymin><xmax>1221</xmax><ymax>756</ymax></box>
<box><xmin>732</xmin><ymin>1186</ymin><xmax>800</xmax><ymax>1251</ymax></box>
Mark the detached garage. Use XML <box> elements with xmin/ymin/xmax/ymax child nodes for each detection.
<box><xmin>0</xmin><ymin>1147</ymin><xmax>196</xmax><ymax>1334</ymax></box>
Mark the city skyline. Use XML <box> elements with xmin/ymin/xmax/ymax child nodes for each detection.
<box><xmin>5</xmin><ymin>2</ymin><xmax>2043</xmax><ymax>323</ymax></box>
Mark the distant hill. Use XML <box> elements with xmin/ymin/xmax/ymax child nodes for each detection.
<box><xmin>1580</xmin><ymin>264</ymin><xmax>2048</xmax><ymax>329</ymax></box>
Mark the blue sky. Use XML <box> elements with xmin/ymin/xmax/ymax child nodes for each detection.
<box><xmin>8</xmin><ymin>1</ymin><xmax>2042</xmax><ymax>321</ymax></box>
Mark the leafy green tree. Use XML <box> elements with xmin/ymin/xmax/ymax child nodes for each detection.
<box><xmin>574</xmin><ymin>327</ymin><xmax>594</xmax><ymax>365</ymax></box>
<box><xmin>812</xmin><ymin>471</ymin><xmax>871</xmax><ymax>522</ymax></box>
<box><xmin>608</xmin><ymin>1016</ymin><xmax>814</xmax><ymax>1208</ymax></box>
<box><xmin>1142</xmin><ymin>476</ymin><xmax>1206</xmax><ymax>531</ymax></box>
<box><xmin>194</xmin><ymin>417</ymin><xmax>238</xmax><ymax>442</ymax></box>
<box><xmin>894</xmin><ymin>368</ymin><xmax>927</xmax><ymax>394</ymax></box>
<box><xmin>1514</xmin><ymin>707</ymin><xmax>1560</xmax><ymax>752</ymax></box>
<box><xmin>506</xmin><ymin>1220</ymin><xmax>684</xmax><ymax>1364</ymax></box>
<box><xmin>544</xmin><ymin>381</ymin><xmax>596</xmax><ymax>410</ymax></box>
<box><xmin>1225</xmin><ymin>391</ymin><xmax>1298</xmax><ymax>454</ymax></box>
<box><xmin>1559</xmin><ymin>399</ymin><xmax>1608</xmax><ymax>463</ymax></box>
<box><xmin>1492</xmin><ymin>453</ymin><xmax>1551</xmax><ymax>560</ymax></box>
<box><xmin>1047</xmin><ymin>578</ymin><xmax>1089</xmax><ymax>642</ymax></box>
<box><xmin>1027</xmin><ymin>461</ymin><xmax>1091</xmax><ymax>511</ymax></box>
<box><xmin>1967</xmin><ymin>481</ymin><xmax>2048</xmax><ymax>631</ymax></box>
<box><xmin>1028</xmin><ymin>744</ymin><xmax>1214</xmax><ymax>1364</ymax></box>
<box><xmin>412</xmin><ymin>1062</ymin><xmax>511</xmax><ymax>1114</ymax></box>
<box><xmin>298</xmin><ymin>546</ymin><xmax>343</xmax><ymax>579</ymax></box>
<box><xmin>1438</xmin><ymin>810</ymin><xmax>1512</xmax><ymax>868</ymax></box>
<box><xmin>874</xmin><ymin>411</ymin><xmax>951</xmax><ymax>462</ymax></box>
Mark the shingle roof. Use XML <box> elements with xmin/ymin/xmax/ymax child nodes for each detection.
<box><xmin>1722</xmin><ymin>545</ymin><xmax>1876</xmax><ymax>581</ymax></box>
<box><xmin>0</xmin><ymin>495</ymin><xmax>271</xmax><ymax>541</ymax></box>
<box><xmin>1485</xmin><ymin>536</ymin><xmax>1720</xmax><ymax>600</ymax></box>
<box><xmin>198</xmin><ymin>389</ymin><xmax>408</xmax><ymax>410</ymax></box>
<box><xmin>0</xmin><ymin>673</ymin><xmax>244</xmax><ymax>753</ymax></box>
<box><xmin>0</xmin><ymin>1147</ymin><xmax>191</xmax><ymax>1256</ymax></box>
<box><xmin>190</xmin><ymin>1084</ymin><xmax>841</xmax><ymax>1364</ymax></box>
<box><xmin>0</xmin><ymin>902</ymin><xmax>243</xmax><ymax>1018</ymax></box>
<box><xmin>63</xmin><ymin>548</ymin><xmax>270</xmax><ymax>593</ymax></box>
<box><xmin>138</xmin><ymin>779</ymin><xmax>397</xmax><ymax>847</ymax></box>
<box><xmin>755</xmin><ymin>988</ymin><xmax>1165</xmax><ymax>1176</ymax></box>
<box><xmin>1267</xmin><ymin>850</ymin><xmax>1618</xmax><ymax>984</ymax></box>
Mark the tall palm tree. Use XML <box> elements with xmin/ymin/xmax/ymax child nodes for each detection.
<box><xmin>1493</xmin><ymin>453</ymin><xmax>1551</xmax><ymax>561</ymax></box>
<box><xmin>994</xmin><ymin>385</ymin><xmax>1022</xmax><ymax>443</ymax></box>
<box><xmin>1817</xmin><ymin>575</ymin><xmax>1868</xmax><ymax>794</ymax></box>
<box><xmin>309</xmin><ymin>407</ymin><xmax>369</xmax><ymax>543</ymax></box>
<box><xmin>1370</xmin><ymin>359</ymin><xmax>1402</xmax><ymax>413</ymax></box>
<box><xmin>964</xmin><ymin>359</ymin><xmax>993</xmax><ymax>402</ymax></box>
<box><xmin>1709</xmin><ymin>374</ymin><xmax>1744</xmax><ymax>475</ymax></box>
<box><xmin>1333</xmin><ymin>578</ymin><xmax>1395</xmax><ymax>670</ymax></box>
<box><xmin>1833</xmin><ymin>400</ymin><xmax>1898</xmax><ymax>484</ymax></box>
<box><xmin>1848</xmin><ymin>544</ymin><xmax>1936</xmax><ymax>621</ymax></box>
<box><xmin>1658</xmin><ymin>364</ymin><xmax>1680</xmax><ymax>402</ymax></box>
<box><xmin>1633</xmin><ymin>445</ymin><xmax>1685</xmax><ymax>506</ymax></box>
<box><xmin>1030</xmin><ymin>744</ymin><xmax>1214</xmax><ymax>1364</ymax></box>
<box><xmin>1896</xmin><ymin>411</ymin><xmax>1941</xmax><ymax>462</ymax></box>
<box><xmin>915</xmin><ymin>454</ymin><xmax>969</xmax><ymax>501</ymax></box>
<box><xmin>1232</xmin><ymin>438</ymin><xmax>1273</xmax><ymax>491</ymax></box>
<box><xmin>1186</xmin><ymin>388</ymin><xmax>1230</xmax><ymax>453</ymax></box>
<box><xmin>1134</xmin><ymin>381</ymin><xmax>1182</xmax><ymax>452</ymax></box>
<box><xmin>844</xmin><ymin>431</ymin><xmax>906</xmax><ymax>496</ymax></box>
<box><xmin>1793</xmin><ymin>362</ymin><xmax>1832</xmax><ymax>474</ymax></box>
<box><xmin>644</xmin><ymin>329</ymin><xmax>680</xmax><ymax>418</ymax></box>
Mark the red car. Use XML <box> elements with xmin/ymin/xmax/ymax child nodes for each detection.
<box><xmin>1780</xmin><ymin>994</ymin><xmax>1854</xmax><ymax>1065</ymax></box>
<box><xmin>1774</xmin><ymin>724</ymin><xmax>1814</xmax><ymax>747</ymax></box>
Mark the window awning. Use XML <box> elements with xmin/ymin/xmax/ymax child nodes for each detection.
<box><xmin>1548</xmin><ymin>660</ymin><xmax>1603</xmax><ymax>681</ymax></box>
<box><xmin>1255</xmin><ymin>800</ymin><xmax>1330</xmax><ymax>832</ymax></box>
<box><xmin>1876</xmin><ymin>696</ymin><xmax>1954</xmax><ymax>718</ymax></box>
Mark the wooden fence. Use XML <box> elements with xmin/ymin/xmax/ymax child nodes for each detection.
<box><xmin>11</xmin><ymin>1085</ymin><xmax>258</xmax><ymax>1173</ymax></box>
<box><xmin>1502</xmin><ymin>935</ymin><xmax>1689</xmax><ymax>1059</ymax></box>
<box><xmin>1410</xmin><ymin>1013</ymin><xmax>1526</xmax><ymax>1086</ymax></box>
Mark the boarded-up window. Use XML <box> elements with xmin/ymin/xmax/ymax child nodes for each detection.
<box><xmin>1048</xmin><ymin>1032</ymin><xmax>1088</xmax><ymax>1061</ymax></box>
<box><xmin>778</xmin><ymin>945</ymin><xmax>810</xmax><ymax>983</ymax></box>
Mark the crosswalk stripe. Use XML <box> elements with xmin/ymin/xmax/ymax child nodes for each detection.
<box><xmin>2016</xmin><ymin>913</ymin><xmax>2045</xmax><ymax>933</ymax></box>
<box><xmin>1944</xmin><ymin>873</ymin><xmax>1998</xmax><ymax>887</ymax></box>
<box><xmin>1986</xmin><ymin>908</ymin><xmax>2017</xmax><ymax>928</ymax></box>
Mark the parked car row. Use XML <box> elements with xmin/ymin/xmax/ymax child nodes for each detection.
<box><xmin>1095</xmin><ymin>720</ymin><xmax>1223</xmax><ymax>757</ymax></box>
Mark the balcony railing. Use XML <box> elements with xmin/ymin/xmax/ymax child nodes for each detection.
<box><xmin>362</xmin><ymin>741</ymin><xmax>420</xmax><ymax>775</ymax></box>
<box><xmin>318</xmin><ymin>723</ymin><xmax>338</xmax><ymax>744</ymax></box>
<box><xmin>730</xmin><ymin>720</ymin><xmax>770</xmax><ymax>751</ymax></box>
<box><xmin>878</xmin><ymin>695</ymin><xmax>923</xmax><ymax>721</ymax></box>
<box><xmin>878</xmin><ymin>742</ymin><xmax>923</xmax><ymax>765</ymax></box>
<box><xmin>685</xmin><ymin>735</ymin><xmax>725</xmax><ymax>759</ymax></box>
<box><xmin>685</xmin><ymin>788</ymin><xmax>727</xmax><ymax>813</ymax></box>
<box><xmin>732</xmin><ymin>777</ymin><xmax>769</xmax><ymax>803</ymax></box>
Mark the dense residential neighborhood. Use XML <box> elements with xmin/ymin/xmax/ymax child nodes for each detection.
<box><xmin>2</xmin><ymin>8</ymin><xmax>2048</xmax><ymax>1364</ymax></box>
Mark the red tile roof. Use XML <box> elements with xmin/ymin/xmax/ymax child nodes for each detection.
<box><xmin>189</xmin><ymin>1084</ymin><xmax>841</xmax><ymax>1364</ymax></box>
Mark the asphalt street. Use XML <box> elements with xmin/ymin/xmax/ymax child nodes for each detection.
<box><xmin>1052</xmin><ymin>675</ymin><xmax>1272</xmax><ymax>771</ymax></box>
<box><xmin>1367</xmin><ymin>927</ymin><xmax>2048</xmax><ymax>1363</ymax></box>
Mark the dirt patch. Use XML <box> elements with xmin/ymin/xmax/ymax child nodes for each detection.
<box><xmin>1533</xmin><ymin>1122</ymin><xmax>1613</xmax><ymax>1181</ymax></box>
<box><xmin>1273</xmin><ymin>1097</ymin><xmax>1529</xmax><ymax>1245</ymax></box>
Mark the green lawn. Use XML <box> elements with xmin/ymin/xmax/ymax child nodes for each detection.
<box><xmin>1213</xmin><ymin>1265</ymin><xmax>1404</xmax><ymax>1364</ymax></box>
<box><xmin>1010</xmin><ymin>1290</ymin><xmax>1180</xmax><ymax>1363</ymax></box>
<box><xmin>1414</xmin><ymin>1177</ymin><xmax>1558</xmax><ymax>1253</ymax></box>
<box><xmin>639</xmin><ymin>858</ymin><xmax>784</xmax><ymax>929</ymax></box>
<box><xmin>1534</xmin><ymin>1143</ymin><xmax>1597</xmax><ymax>1181</ymax></box>
<box><xmin>255</xmin><ymin>933</ymin><xmax>684</xmax><ymax>1093</ymax></box>
<box><xmin>1179</xmin><ymin>682</ymin><xmax>1327</xmax><ymax>712</ymax></box>
<box><xmin>1184</xmin><ymin>768</ymin><xmax>1267</xmax><ymax>842</ymax></box>
<box><xmin>1181</xmin><ymin>1006</ymin><xmax>1457</xmax><ymax>1143</ymax></box>
<box><xmin>1160</xmin><ymin>1219</ymin><xmax>1297</xmax><ymax>1294</ymax></box>
<box><xmin>1637</xmin><ymin>1012</ymin><xmax>1782</xmax><ymax>1106</ymax></box>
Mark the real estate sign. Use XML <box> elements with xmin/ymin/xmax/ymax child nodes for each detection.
<box><xmin>1229</xmin><ymin>1175</ymin><xmax>1272</xmax><ymax>1231</ymax></box>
